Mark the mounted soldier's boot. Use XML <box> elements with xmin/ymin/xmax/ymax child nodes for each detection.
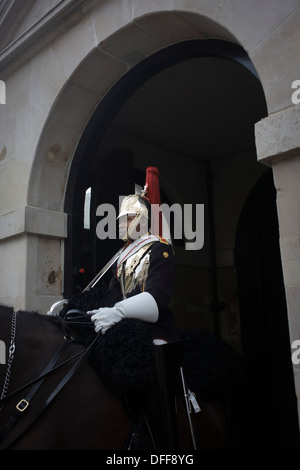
<box><xmin>126</xmin><ymin>338</ymin><xmax>200</xmax><ymax>450</ymax></box>
<box><xmin>150</xmin><ymin>340</ymin><xmax>188</xmax><ymax>449</ymax></box>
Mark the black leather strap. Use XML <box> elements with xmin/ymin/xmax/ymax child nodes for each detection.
<box><xmin>0</xmin><ymin>333</ymin><xmax>99</xmax><ymax>449</ymax></box>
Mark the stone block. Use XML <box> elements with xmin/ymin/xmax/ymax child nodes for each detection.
<box><xmin>49</xmin><ymin>82</ymin><xmax>100</xmax><ymax>131</ymax></box>
<box><xmin>0</xmin><ymin>112</ymin><xmax>16</xmax><ymax>164</ymax></box>
<box><xmin>70</xmin><ymin>48</ymin><xmax>127</xmax><ymax>96</ymax></box>
<box><xmin>276</xmin><ymin>190</ymin><xmax>300</xmax><ymax>240</ymax></box>
<box><xmin>51</xmin><ymin>13</ymin><xmax>97</xmax><ymax>79</ymax></box>
<box><xmin>133</xmin><ymin>0</ymin><xmax>175</xmax><ymax>18</ymax></box>
<box><xmin>24</xmin><ymin>206</ymin><xmax>67</xmax><ymax>239</ymax></box>
<box><xmin>93</xmin><ymin>0</ymin><xmax>134</xmax><ymax>45</ymax></box>
<box><xmin>285</xmin><ymin>284</ymin><xmax>300</xmax><ymax>319</ymax></box>
<box><xmin>174</xmin><ymin>0</ymin><xmax>299</xmax><ymax>52</ymax></box>
<box><xmin>174</xmin><ymin>10</ymin><xmax>235</xmax><ymax>42</ymax></box>
<box><xmin>36</xmin><ymin>237</ymin><xmax>63</xmax><ymax>296</ymax></box>
<box><xmin>251</xmin><ymin>7</ymin><xmax>300</xmax><ymax>114</ymax></box>
<box><xmin>216</xmin><ymin>0</ymin><xmax>298</xmax><ymax>51</ymax></box>
<box><xmin>29</xmin><ymin>47</ymin><xmax>67</xmax><ymax>116</ymax></box>
<box><xmin>174</xmin><ymin>0</ymin><xmax>222</xmax><ymax>17</ymax></box>
<box><xmin>134</xmin><ymin>10</ymin><xmax>206</xmax><ymax>45</ymax></box>
<box><xmin>271</xmin><ymin>154</ymin><xmax>300</xmax><ymax>238</ymax></box>
<box><xmin>0</xmin><ymin>235</ymin><xmax>27</xmax><ymax>308</ymax></box>
<box><xmin>4</xmin><ymin>60</ymin><xmax>31</xmax><ymax>116</ymax></box>
<box><xmin>0</xmin><ymin>206</ymin><xmax>67</xmax><ymax>241</ymax></box>
<box><xmin>280</xmin><ymin>236</ymin><xmax>300</xmax><ymax>262</ymax></box>
<box><xmin>0</xmin><ymin>160</ymin><xmax>30</xmax><ymax>215</ymax></box>
<box><xmin>282</xmin><ymin>258</ymin><xmax>300</xmax><ymax>286</ymax></box>
<box><xmin>15</xmin><ymin>105</ymin><xmax>45</xmax><ymax>163</ymax></box>
<box><xmin>32</xmin><ymin>163</ymin><xmax>69</xmax><ymax>211</ymax></box>
<box><xmin>0</xmin><ymin>208</ymin><xmax>25</xmax><ymax>241</ymax></box>
<box><xmin>98</xmin><ymin>22</ymin><xmax>164</xmax><ymax>66</ymax></box>
<box><xmin>255</xmin><ymin>106</ymin><xmax>300</xmax><ymax>163</ymax></box>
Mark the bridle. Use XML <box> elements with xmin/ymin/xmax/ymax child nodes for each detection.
<box><xmin>0</xmin><ymin>309</ymin><xmax>98</xmax><ymax>448</ymax></box>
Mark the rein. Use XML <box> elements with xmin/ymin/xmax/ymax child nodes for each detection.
<box><xmin>0</xmin><ymin>310</ymin><xmax>98</xmax><ymax>449</ymax></box>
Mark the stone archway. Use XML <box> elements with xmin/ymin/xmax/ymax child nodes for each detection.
<box><xmin>27</xmin><ymin>11</ymin><xmax>241</xmax><ymax>213</ymax></box>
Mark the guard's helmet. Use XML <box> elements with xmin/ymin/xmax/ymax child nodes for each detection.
<box><xmin>117</xmin><ymin>167</ymin><xmax>161</xmax><ymax>241</ymax></box>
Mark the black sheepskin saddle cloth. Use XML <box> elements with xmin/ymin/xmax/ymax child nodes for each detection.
<box><xmin>74</xmin><ymin>318</ymin><xmax>243</xmax><ymax>400</ymax></box>
<box><xmin>60</xmin><ymin>285</ymin><xmax>243</xmax><ymax>400</ymax></box>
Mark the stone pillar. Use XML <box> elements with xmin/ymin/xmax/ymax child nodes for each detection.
<box><xmin>0</xmin><ymin>206</ymin><xmax>67</xmax><ymax>313</ymax></box>
<box><xmin>255</xmin><ymin>105</ymin><xmax>300</xmax><ymax>422</ymax></box>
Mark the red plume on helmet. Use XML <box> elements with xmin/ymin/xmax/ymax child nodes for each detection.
<box><xmin>142</xmin><ymin>166</ymin><xmax>162</xmax><ymax>237</ymax></box>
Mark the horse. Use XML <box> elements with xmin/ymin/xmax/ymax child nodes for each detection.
<box><xmin>0</xmin><ymin>306</ymin><xmax>134</xmax><ymax>450</ymax></box>
<box><xmin>0</xmin><ymin>293</ymin><xmax>243</xmax><ymax>450</ymax></box>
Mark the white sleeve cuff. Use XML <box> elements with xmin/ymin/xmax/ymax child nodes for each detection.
<box><xmin>115</xmin><ymin>292</ymin><xmax>159</xmax><ymax>323</ymax></box>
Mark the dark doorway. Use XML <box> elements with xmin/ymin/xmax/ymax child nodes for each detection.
<box><xmin>235</xmin><ymin>169</ymin><xmax>300</xmax><ymax>449</ymax></box>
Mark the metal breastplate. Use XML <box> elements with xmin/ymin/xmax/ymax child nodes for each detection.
<box><xmin>117</xmin><ymin>242</ymin><xmax>153</xmax><ymax>298</ymax></box>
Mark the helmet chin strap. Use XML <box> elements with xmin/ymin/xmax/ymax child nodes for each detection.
<box><xmin>123</xmin><ymin>211</ymin><xmax>149</xmax><ymax>241</ymax></box>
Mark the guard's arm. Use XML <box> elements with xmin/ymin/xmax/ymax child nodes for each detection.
<box><xmin>88</xmin><ymin>292</ymin><xmax>158</xmax><ymax>333</ymax></box>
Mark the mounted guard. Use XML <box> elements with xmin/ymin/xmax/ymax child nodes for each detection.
<box><xmin>86</xmin><ymin>166</ymin><xmax>188</xmax><ymax>448</ymax></box>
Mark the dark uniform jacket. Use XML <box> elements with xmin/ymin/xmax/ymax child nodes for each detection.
<box><xmin>108</xmin><ymin>238</ymin><xmax>179</xmax><ymax>342</ymax></box>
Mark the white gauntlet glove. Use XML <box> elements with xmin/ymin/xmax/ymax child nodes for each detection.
<box><xmin>88</xmin><ymin>306</ymin><xmax>124</xmax><ymax>333</ymax></box>
<box><xmin>87</xmin><ymin>292</ymin><xmax>159</xmax><ymax>334</ymax></box>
